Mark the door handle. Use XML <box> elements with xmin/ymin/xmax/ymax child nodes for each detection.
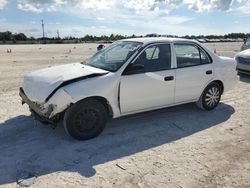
<box><xmin>164</xmin><ymin>76</ymin><xmax>174</xmax><ymax>81</ymax></box>
<box><xmin>206</xmin><ymin>70</ymin><xmax>213</xmax><ymax>75</ymax></box>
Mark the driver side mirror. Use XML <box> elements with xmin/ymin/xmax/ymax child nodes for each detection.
<box><xmin>123</xmin><ymin>64</ymin><xmax>145</xmax><ymax>75</ymax></box>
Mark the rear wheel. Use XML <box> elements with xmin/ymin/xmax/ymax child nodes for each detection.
<box><xmin>197</xmin><ymin>83</ymin><xmax>222</xmax><ymax>110</ymax></box>
<box><xmin>64</xmin><ymin>99</ymin><xmax>107</xmax><ymax>140</ymax></box>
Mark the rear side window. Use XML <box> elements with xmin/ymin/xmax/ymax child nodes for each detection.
<box><xmin>133</xmin><ymin>44</ymin><xmax>171</xmax><ymax>72</ymax></box>
<box><xmin>174</xmin><ymin>44</ymin><xmax>210</xmax><ymax>68</ymax></box>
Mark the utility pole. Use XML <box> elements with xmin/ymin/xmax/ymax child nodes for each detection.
<box><xmin>57</xmin><ymin>30</ymin><xmax>60</xmax><ymax>39</ymax></box>
<box><xmin>41</xmin><ymin>19</ymin><xmax>45</xmax><ymax>39</ymax></box>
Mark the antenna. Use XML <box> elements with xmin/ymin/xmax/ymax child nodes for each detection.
<box><xmin>41</xmin><ymin>19</ymin><xmax>45</xmax><ymax>39</ymax></box>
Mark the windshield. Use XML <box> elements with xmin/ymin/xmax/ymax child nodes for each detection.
<box><xmin>85</xmin><ymin>41</ymin><xmax>142</xmax><ymax>72</ymax></box>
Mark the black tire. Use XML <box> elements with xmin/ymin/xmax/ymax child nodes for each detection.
<box><xmin>63</xmin><ymin>99</ymin><xmax>107</xmax><ymax>140</ymax></box>
<box><xmin>197</xmin><ymin>82</ymin><xmax>222</xmax><ymax>111</ymax></box>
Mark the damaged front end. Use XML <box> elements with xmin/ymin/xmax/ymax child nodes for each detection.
<box><xmin>19</xmin><ymin>63</ymin><xmax>110</xmax><ymax>127</ymax></box>
<box><xmin>19</xmin><ymin>88</ymin><xmax>62</xmax><ymax>125</ymax></box>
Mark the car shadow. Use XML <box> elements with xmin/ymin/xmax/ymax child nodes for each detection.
<box><xmin>239</xmin><ymin>73</ymin><xmax>250</xmax><ymax>83</ymax></box>
<box><xmin>0</xmin><ymin>103</ymin><xmax>235</xmax><ymax>185</ymax></box>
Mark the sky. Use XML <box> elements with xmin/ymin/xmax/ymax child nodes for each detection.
<box><xmin>0</xmin><ymin>0</ymin><xmax>250</xmax><ymax>38</ymax></box>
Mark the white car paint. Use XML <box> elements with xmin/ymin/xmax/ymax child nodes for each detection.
<box><xmin>120</xmin><ymin>70</ymin><xmax>175</xmax><ymax>114</ymax></box>
<box><xmin>23</xmin><ymin>63</ymin><xmax>108</xmax><ymax>102</ymax></box>
<box><xmin>20</xmin><ymin>38</ymin><xmax>238</xmax><ymax>120</ymax></box>
<box><xmin>175</xmin><ymin>64</ymin><xmax>213</xmax><ymax>103</ymax></box>
<box><xmin>235</xmin><ymin>49</ymin><xmax>250</xmax><ymax>74</ymax></box>
<box><xmin>236</xmin><ymin>49</ymin><xmax>250</xmax><ymax>58</ymax></box>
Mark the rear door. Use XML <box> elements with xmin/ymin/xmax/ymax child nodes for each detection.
<box><xmin>174</xmin><ymin>43</ymin><xmax>214</xmax><ymax>103</ymax></box>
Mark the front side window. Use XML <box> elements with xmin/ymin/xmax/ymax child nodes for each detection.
<box><xmin>85</xmin><ymin>41</ymin><xmax>142</xmax><ymax>72</ymax></box>
<box><xmin>174</xmin><ymin>44</ymin><xmax>210</xmax><ymax>68</ymax></box>
<box><xmin>133</xmin><ymin>44</ymin><xmax>171</xmax><ymax>72</ymax></box>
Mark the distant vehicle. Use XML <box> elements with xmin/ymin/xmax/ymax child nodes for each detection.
<box><xmin>235</xmin><ymin>49</ymin><xmax>250</xmax><ymax>75</ymax></box>
<box><xmin>196</xmin><ymin>38</ymin><xmax>206</xmax><ymax>43</ymax></box>
<box><xmin>241</xmin><ymin>37</ymin><xmax>250</xmax><ymax>51</ymax></box>
<box><xmin>20</xmin><ymin>38</ymin><xmax>238</xmax><ymax>140</ymax></box>
<box><xmin>97</xmin><ymin>44</ymin><xmax>105</xmax><ymax>51</ymax></box>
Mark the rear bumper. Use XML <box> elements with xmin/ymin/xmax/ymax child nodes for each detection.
<box><xmin>19</xmin><ymin>88</ymin><xmax>59</xmax><ymax>123</ymax></box>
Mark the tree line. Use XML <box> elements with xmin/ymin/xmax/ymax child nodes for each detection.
<box><xmin>0</xmin><ymin>31</ymin><xmax>249</xmax><ymax>42</ymax></box>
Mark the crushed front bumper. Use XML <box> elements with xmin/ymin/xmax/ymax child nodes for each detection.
<box><xmin>19</xmin><ymin>88</ymin><xmax>60</xmax><ymax>123</ymax></box>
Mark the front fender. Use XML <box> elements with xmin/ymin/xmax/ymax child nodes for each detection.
<box><xmin>46</xmin><ymin>88</ymin><xmax>74</xmax><ymax>118</ymax></box>
<box><xmin>47</xmin><ymin>73</ymin><xmax>121</xmax><ymax>118</ymax></box>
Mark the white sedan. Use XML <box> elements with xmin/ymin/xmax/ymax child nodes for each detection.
<box><xmin>20</xmin><ymin>38</ymin><xmax>238</xmax><ymax>140</ymax></box>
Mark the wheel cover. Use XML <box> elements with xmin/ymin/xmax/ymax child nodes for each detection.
<box><xmin>75</xmin><ymin>109</ymin><xmax>100</xmax><ymax>133</ymax></box>
<box><xmin>205</xmin><ymin>87</ymin><xmax>220</xmax><ymax>107</ymax></box>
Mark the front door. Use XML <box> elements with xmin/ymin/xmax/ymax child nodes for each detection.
<box><xmin>120</xmin><ymin>43</ymin><xmax>175</xmax><ymax>114</ymax></box>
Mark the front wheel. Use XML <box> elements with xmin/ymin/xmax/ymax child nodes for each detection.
<box><xmin>63</xmin><ymin>99</ymin><xmax>107</xmax><ymax>140</ymax></box>
<box><xmin>197</xmin><ymin>83</ymin><xmax>222</xmax><ymax>110</ymax></box>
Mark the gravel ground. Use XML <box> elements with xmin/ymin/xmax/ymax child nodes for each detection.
<box><xmin>0</xmin><ymin>42</ymin><xmax>249</xmax><ymax>188</ymax></box>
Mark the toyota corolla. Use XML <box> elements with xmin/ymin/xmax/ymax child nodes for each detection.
<box><xmin>20</xmin><ymin>38</ymin><xmax>238</xmax><ymax>140</ymax></box>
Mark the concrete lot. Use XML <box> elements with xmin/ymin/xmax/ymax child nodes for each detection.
<box><xmin>0</xmin><ymin>42</ymin><xmax>249</xmax><ymax>188</ymax></box>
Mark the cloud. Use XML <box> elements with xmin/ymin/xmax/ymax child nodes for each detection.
<box><xmin>0</xmin><ymin>0</ymin><xmax>7</xmax><ymax>9</ymax></box>
<box><xmin>122</xmin><ymin>0</ymin><xmax>242</xmax><ymax>12</ymax></box>
<box><xmin>47</xmin><ymin>5</ymin><xmax>57</xmax><ymax>12</ymax></box>
<box><xmin>15</xmin><ymin>0</ymin><xmax>248</xmax><ymax>14</ymax></box>
<box><xmin>79</xmin><ymin>0</ymin><xmax>116</xmax><ymax>10</ymax></box>
<box><xmin>17</xmin><ymin>3</ymin><xmax>43</xmax><ymax>13</ymax></box>
<box><xmin>230</xmin><ymin>0</ymin><xmax>250</xmax><ymax>15</ymax></box>
<box><xmin>17</xmin><ymin>0</ymin><xmax>116</xmax><ymax>13</ymax></box>
<box><xmin>97</xmin><ymin>17</ymin><xmax>105</xmax><ymax>21</ymax></box>
<box><xmin>182</xmin><ymin>0</ymin><xmax>234</xmax><ymax>11</ymax></box>
<box><xmin>123</xmin><ymin>0</ymin><xmax>157</xmax><ymax>11</ymax></box>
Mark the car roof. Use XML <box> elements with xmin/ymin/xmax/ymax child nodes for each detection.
<box><xmin>121</xmin><ymin>37</ymin><xmax>196</xmax><ymax>45</ymax></box>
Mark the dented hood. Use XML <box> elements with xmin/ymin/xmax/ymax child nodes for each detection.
<box><xmin>22</xmin><ymin>63</ymin><xmax>108</xmax><ymax>102</ymax></box>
